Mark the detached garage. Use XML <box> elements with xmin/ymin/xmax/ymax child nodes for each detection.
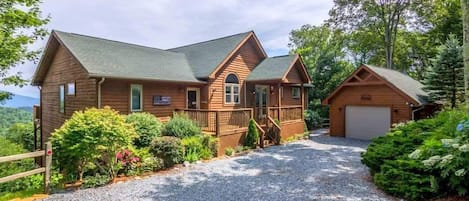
<box><xmin>322</xmin><ymin>64</ymin><xmax>437</xmax><ymax>140</ymax></box>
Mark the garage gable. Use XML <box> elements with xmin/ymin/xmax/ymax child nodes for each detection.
<box><xmin>322</xmin><ymin>65</ymin><xmax>424</xmax><ymax>106</ymax></box>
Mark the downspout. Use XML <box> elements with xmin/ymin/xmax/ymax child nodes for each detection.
<box><xmin>37</xmin><ymin>86</ymin><xmax>43</xmax><ymax>150</ymax></box>
<box><xmin>244</xmin><ymin>82</ymin><xmax>247</xmax><ymax>108</ymax></box>
<box><xmin>97</xmin><ymin>78</ymin><xmax>105</xmax><ymax>108</ymax></box>
<box><xmin>411</xmin><ymin>105</ymin><xmax>425</xmax><ymax>120</ymax></box>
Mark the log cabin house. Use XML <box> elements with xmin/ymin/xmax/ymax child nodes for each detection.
<box><xmin>32</xmin><ymin>30</ymin><xmax>311</xmax><ymax>153</ymax></box>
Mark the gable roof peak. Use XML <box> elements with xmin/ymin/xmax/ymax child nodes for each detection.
<box><xmin>52</xmin><ymin>30</ymin><xmax>169</xmax><ymax>53</ymax></box>
<box><xmin>168</xmin><ymin>31</ymin><xmax>253</xmax><ymax>50</ymax></box>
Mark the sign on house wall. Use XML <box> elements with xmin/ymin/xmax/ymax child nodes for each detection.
<box><xmin>153</xmin><ymin>95</ymin><xmax>171</xmax><ymax>105</ymax></box>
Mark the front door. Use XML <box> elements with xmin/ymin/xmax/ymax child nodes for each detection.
<box><xmin>255</xmin><ymin>85</ymin><xmax>269</xmax><ymax>123</ymax></box>
<box><xmin>187</xmin><ymin>88</ymin><xmax>200</xmax><ymax>109</ymax></box>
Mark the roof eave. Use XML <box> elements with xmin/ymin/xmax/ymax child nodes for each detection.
<box><xmin>89</xmin><ymin>74</ymin><xmax>206</xmax><ymax>84</ymax></box>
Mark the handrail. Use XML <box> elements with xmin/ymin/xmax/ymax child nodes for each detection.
<box><xmin>267</xmin><ymin>105</ymin><xmax>302</xmax><ymax>109</ymax></box>
<box><xmin>253</xmin><ymin>120</ymin><xmax>265</xmax><ymax>135</ymax></box>
<box><xmin>253</xmin><ymin>119</ymin><xmax>266</xmax><ymax>148</ymax></box>
<box><xmin>180</xmin><ymin>108</ymin><xmax>253</xmax><ymax>112</ymax></box>
<box><xmin>267</xmin><ymin>116</ymin><xmax>281</xmax><ymax>130</ymax></box>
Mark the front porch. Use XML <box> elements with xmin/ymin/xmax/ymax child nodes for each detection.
<box><xmin>178</xmin><ymin>104</ymin><xmax>305</xmax><ymax>152</ymax></box>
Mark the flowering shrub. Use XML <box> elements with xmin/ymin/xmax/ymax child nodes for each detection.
<box><xmin>413</xmin><ymin>119</ymin><xmax>469</xmax><ymax>196</ymax></box>
<box><xmin>361</xmin><ymin>109</ymin><xmax>467</xmax><ymax>200</ymax></box>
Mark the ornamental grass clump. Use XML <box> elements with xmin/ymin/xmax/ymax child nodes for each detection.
<box><xmin>51</xmin><ymin>107</ymin><xmax>136</xmax><ymax>181</ymax></box>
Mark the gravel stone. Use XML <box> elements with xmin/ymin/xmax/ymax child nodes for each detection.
<box><xmin>42</xmin><ymin>135</ymin><xmax>396</xmax><ymax>201</ymax></box>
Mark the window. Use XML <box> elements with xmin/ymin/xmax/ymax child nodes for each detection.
<box><xmin>224</xmin><ymin>74</ymin><xmax>240</xmax><ymax>104</ymax></box>
<box><xmin>130</xmin><ymin>84</ymin><xmax>143</xmax><ymax>112</ymax></box>
<box><xmin>292</xmin><ymin>87</ymin><xmax>300</xmax><ymax>99</ymax></box>
<box><xmin>59</xmin><ymin>85</ymin><xmax>65</xmax><ymax>113</ymax></box>
<box><xmin>67</xmin><ymin>82</ymin><xmax>75</xmax><ymax>95</ymax></box>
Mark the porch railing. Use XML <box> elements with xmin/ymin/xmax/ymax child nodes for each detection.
<box><xmin>267</xmin><ymin>105</ymin><xmax>303</xmax><ymax>122</ymax></box>
<box><xmin>179</xmin><ymin>108</ymin><xmax>253</xmax><ymax>136</ymax></box>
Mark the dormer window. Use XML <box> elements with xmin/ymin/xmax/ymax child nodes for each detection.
<box><xmin>224</xmin><ymin>73</ymin><xmax>240</xmax><ymax>104</ymax></box>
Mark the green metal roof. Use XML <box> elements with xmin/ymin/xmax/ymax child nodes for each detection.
<box><xmin>246</xmin><ymin>55</ymin><xmax>297</xmax><ymax>81</ymax></box>
<box><xmin>54</xmin><ymin>31</ymin><xmax>204</xmax><ymax>83</ymax></box>
<box><xmin>364</xmin><ymin>64</ymin><xmax>429</xmax><ymax>105</ymax></box>
<box><xmin>168</xmin><ymin>31</ymin><xmax>251</xmax><ymax>79</ymax></box>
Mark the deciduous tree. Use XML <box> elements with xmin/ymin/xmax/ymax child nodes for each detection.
<box><xmin>0</xmin><ymin>0</ymin><xmax>49</xmax><ymax>102</ymax></box>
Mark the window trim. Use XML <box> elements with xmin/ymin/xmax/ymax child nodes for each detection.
<box><xmin>59</xmin><ymin>84</ymin><xmax>65</xmax><ymax>113</ymax></box>
<box><xmin>130</xmin><ymin>84</ymin><xmax>143</xmax><ymax>112</ymax></box>
<box><xmin>224</xmin><ymin>73</ymin><xmax>240</xmax><ymax>105</ymax></box>
<box><xmin>67</xmin><ymin>82</ymin><xmax>76</xmax><ymax>96</ymax></box>
<box><xmin>292</xmin><ymin>87</ymin><xmax>300</xmax><ymax>99</ymax></box>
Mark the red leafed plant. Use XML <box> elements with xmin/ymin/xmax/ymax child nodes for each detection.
<box><xmin>116</xmin><ymin>149</ymin><xmax>140</xmax><ymax>175</ymax></box>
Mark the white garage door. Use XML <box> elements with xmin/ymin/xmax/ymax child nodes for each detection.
<box><xmin>345</xmin><ymin>106</ymin><xmax>391</xmax><ymax>140</ymax></box>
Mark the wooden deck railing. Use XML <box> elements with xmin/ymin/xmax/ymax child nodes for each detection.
<box><xmin>179</xmin><ymin>108</ymin><xmax>253</xmax><ymax>136</ymax></box>
<box><xmin>267</xmin><ymin>105</ymin><xmax>303</xmax><ymax>122</ymax></box>
<box><xmin>0</xmin><ymin>142</ymin><xmax>52</xmax><ymax>193</ymax></box>
<box><xmin>182</xmin><ymin>109</ymin><xmax>217</xmax><ymax>133</ymax></box>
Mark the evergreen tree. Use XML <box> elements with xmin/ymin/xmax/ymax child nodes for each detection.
<box><xmin>424</xmin><ymin>35</ymin><xmax>464</xmax><ymax>108</ymax></box>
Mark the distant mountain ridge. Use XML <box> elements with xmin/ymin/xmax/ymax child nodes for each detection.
<box><xmin>1</xmin><ymin>92</ymin><xmax>39</xmax><ymax>108</ymax></box>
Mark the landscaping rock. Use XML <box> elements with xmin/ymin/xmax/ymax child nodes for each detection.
<box><xmin>42</xmin><ymin>135</ymin><xmax>396</xmax><ymax>201</ymax></box>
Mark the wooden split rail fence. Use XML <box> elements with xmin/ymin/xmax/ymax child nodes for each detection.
<box><xmin>0</xmin><ymin>142</ymin><xmax>52</xmax><ymax>193</ymax></box>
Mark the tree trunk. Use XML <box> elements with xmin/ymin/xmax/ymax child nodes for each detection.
<box><xmin>463</xmin><ymin>0</ymin><xmax>469</xmax><ymax>112</ymax></box>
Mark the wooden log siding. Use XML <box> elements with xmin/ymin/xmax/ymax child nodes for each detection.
<box><xmin>41</xmin><ymin>46</ymin><xmax>97</xmax><ymax>143</ymax></box>
<box><xmin>101</xmin><ymin>79</ymin><xmax>204</xmax><ymax>118</ymax></box>
<box><xmin>328</xmin><ymin>85</ymin><xmax>412</xmax><ymax>137</ymax></box>
<box><xmin>209</xmin><ymin>38</ymin><xmax>264</xmax><ymax>109</ymax></box>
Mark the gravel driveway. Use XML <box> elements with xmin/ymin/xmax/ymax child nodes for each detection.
<box><xmin>43</xmin><ymin>135</ymin><xmax>394</xmax><ymax>201</ymax></box>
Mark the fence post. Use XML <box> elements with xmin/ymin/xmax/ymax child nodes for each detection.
<box><xmin>43</xmin><ymin>142</ymin><xmax>52</xmax><ymax>193</ymax></box>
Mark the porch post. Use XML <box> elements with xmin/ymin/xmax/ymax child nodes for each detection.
<box><xmin>216</xmin><ymin>111</ymin><xmax>220</xmax><ymax>137</ymax></box>
<box><xmin>278</xmin><ymin>83</ymin><xmax>282</xmax><ymax>121</ymax></box>
<box><xmin>301</xmin><ymin>83</ymin><xmax>305</xmax><ymax>120</ymax></box>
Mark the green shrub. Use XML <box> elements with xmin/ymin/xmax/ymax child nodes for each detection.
<box><xmin>225</xmin><ymin>147</ymin><xmax>234</xmax><ymax>156</ymax></box>
<box><xmin>150</xmin><ymin>136</ymin><xmax>184</xmax><ymax>168</ymax></box>
<box><xmin>361</xmin><ymin>109</ymin><xmax>467</xmax><ymax>200</ymax></box>
<box><xmin>244</xmin><ymin>119</ymin><xmax>259</xmax><ymax>148</ymax></box>
<box><xmin>362</xmin><ymin>109</ymin><xmax>465</xmax><ymax>175</ymax></box>
<box><xmin>81</xmin><ymin>174</ymin><xmax>111</xmax><ymax>188</ymax></box>
<box><xmin>163</xmin><ymin>113</ymin><xmax>201</xmax><ymax>138</ymax></box>
<box><xmin>304</xmin><ymin>109</ymin><xmax>321</xmax><ymax>130</ymax></box>
<box><xmin>132</xmin><ymin>148</ymin><xmax>163</xmax><ymax>173</ymax></box>
<box><xmin>51</xmin><ymin>107</ymin><xmax>136</xmax><ymax>181</ymax></box>
<box><xmin>181</xmin><ymin>135</ymin><xmax>217</xmax><ymax>162</ymax></box>
<box><xmin>126</xmin><ymin>112</ymin><xmax>163</xmax><ymax>148</ymax></box>
<box><xmin>373</xmin><ymin>159</ymin><xmax>439</xmax><ymax>200</ymax></box>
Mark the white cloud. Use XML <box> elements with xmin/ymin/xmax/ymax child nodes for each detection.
<box><xmin>3</xmin><ymin>0</ymin><xmax>332</xmax><ymax>97</ymax></box>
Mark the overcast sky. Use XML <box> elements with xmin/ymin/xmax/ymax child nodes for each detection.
<box><xmin>3</xmin><ymin>0</ymin><xmax>333</xmax><ymax>98</ymax></box>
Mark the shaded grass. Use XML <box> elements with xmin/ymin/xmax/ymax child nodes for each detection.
<box><xmin>0</xmin><ymin>188</ymin><xmax>43</xmax><ymax>201</ymax></box>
